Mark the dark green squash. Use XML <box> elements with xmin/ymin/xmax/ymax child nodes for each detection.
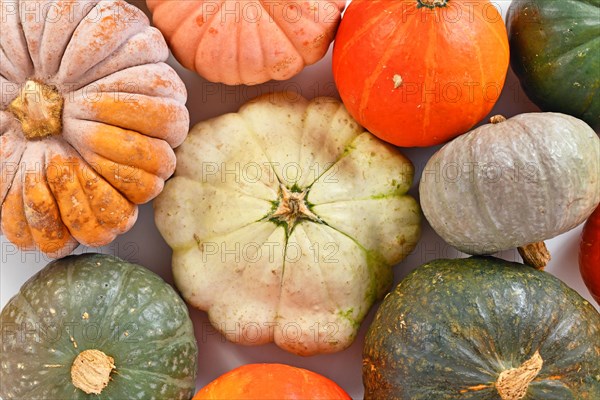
<box><xmin>363</xmin><ymin>257</ymin><xmax>600</xmax><ymax>400</ymax></box>
<box><xmin>0</xmin><ymin>254</ymin><xmax>198</xmax><ymax>400</ymax></box>
<box><xmin>507</xmin><ymin>0</ymin><xmax>600</xmax><ymax>128</ymax></box>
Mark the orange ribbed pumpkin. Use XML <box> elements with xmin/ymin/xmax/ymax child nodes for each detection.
<box><xmin>0</xmin><ymin>0</ymin><xmax>188</xmax><ymax>257</ymax></box>
<box><xmin>332</xmin><ymin>0</ymin><xmax>510</xmax><ymax>147</ymax></box>
<box><xmin>580</xmin><ymin>205</ymin><xmax>600</xmax><ymax>305</ymax></box>
<box><xmin>193</xmin><ymin>364</ymin><xmax>351</xmax><ymax>400</ymax></box>
<box><xmin>147</xmin><ymin>0</ymin><xmax>346</xmax><ymax>85</ymax></box>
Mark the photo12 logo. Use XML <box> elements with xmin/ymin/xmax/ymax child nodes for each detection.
<box><xmin>1</xmin><ymin>240</ymin><xmax>140</xmax><ymax>264</ymax></box>
<box><xmin>196</xmin><ymin>240</ymin><xmax>340</xmax><ymax>264</ymax></box>
<box><xmin>1</xmin><ymin>320</ymin><xmax>140</xmax><ymax>346</ymax></box>
<box><xmin>1</xmin><ymin>1</ymin><xmax>140</xmax><ymax>25</ymax></box>
<box><xmin>200</xmin><ymin>161</ymin><xmax>339</xmax><ymax>186</ymax></box>
<box><xmin>196</xmin><ymin>1</ymin><xmax>342</xmax><ymax>25</ymax></box>
<box><xmin>421</xmin><ymin>161</ymin><xmax>539</xmax><ymax>184</ymax></box>
<box><xmin>201</xmin><ymin>320</ymin><xmax>341</xmax><ymax>345</ymax></box>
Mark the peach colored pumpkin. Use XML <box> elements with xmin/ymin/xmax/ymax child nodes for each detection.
<box><xmin>0</xmin><ymin>0</ymin><xmax>189</xmax><ymax>257</ymax></box>
<box><xmin>147</xmin><ymin>0</ymin><xmax>346</xmax><ymax>85</ymax></box>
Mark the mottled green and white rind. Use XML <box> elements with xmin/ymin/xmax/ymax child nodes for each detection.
<box><xmin>419</xmin><ymin>113</ymin><xmax>600</xmax><ymax>255</ymax></box>
<box><xmin>0</xmin><ymin>254</ymin><xmax>197</xmax><ymax>400</ymax></box>
<box><xmin>363</xmin><ymin>257</ymin><xmax>600</xmax><ymax>399</ymax></box>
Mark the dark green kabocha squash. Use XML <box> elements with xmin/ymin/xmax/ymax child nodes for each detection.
<box><xmin>507</xmin><ymin>0</ymin><xmax>600</xmax><ymax>128</ymax></box>
<box><xmin>363</xmin><ymin>257</ymin><xmax>600</xmax><ymax>399</ymax></box>
<box><xmin>0</xmin><ymin>254</ymin><xmax>198</xmax><ymax>400</ymax></box>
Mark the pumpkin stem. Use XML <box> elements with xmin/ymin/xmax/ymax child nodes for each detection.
<box><xmin>8</xmin><ymin>80</ymin><xmax>63</xmax><ymax>140</ymax></box>
<box><xmin>490</xmin><ymin>115</ymin><xmax>507</xmax><ymax>124</ymax></box>
<box><xmin>71</xmin><ymin>349</ymin><xmax>115</xmax><ymax>395</ymax></box>
<box><xmin>269</xmin><ymin>184</ymin><xmax>322</xmax><ymax>235</ymax></box>
<box><xmin>518</xmin><ymin>242</ymin><xmax>551</xmax><ymax>270</ymax></box>
<box><xmin>417</xmin><ymin>0</ymin><xmax>448</xmax><ymax>8</ymax></box>
<box><xmin>496</xmin><ymin>351</ymin><xmax>543</xmax><ymax>400</ymax></box>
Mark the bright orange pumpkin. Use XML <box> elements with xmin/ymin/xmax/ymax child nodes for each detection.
<box><xmin>0</xmin><ymin>0</ymin><xmax>189</xmax><ymax>257</ymax></box>
<box><xmin>193</xmin><ymin>364</ymin><xmax>351</xmax><ymax>400</ymax></box>
<box><xmin>147</xmin><ymin>0</ymin><xmax>346</xmax><ymax>85</ymax></box>
<box><xmin>580</xmin><ymin>205</ymin><xmax>600</xmax><ymax>305</ymax></box>
<box><xmin>332</xmin><ymin>0</ymin><xmax>510</xmax><ymax>147</ymax></box>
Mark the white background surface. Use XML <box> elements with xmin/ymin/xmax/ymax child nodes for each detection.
<box><xmin>1</xmin><ymin>0</ymin><xmax>598</xmax><ymax>398</ymax></box>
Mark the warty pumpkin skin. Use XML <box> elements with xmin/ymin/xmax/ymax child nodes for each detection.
<box><xmin>0</xmin><ymin>0</ymin><xmax>189</xmax><ymax>257</ymax></box>
<box><xmin>363</xmin><ymin>257</ymin><xmax>600</xmax><ymax>400</ymax></box>
<box><xmin>154</xmin><ymin>92</ymin><xmax>421</xmax><ymax>356</ymax></box>
<box><xmin>0</xmin><ymin>253</ymin><xmax>198</xmax><ymax>400</ymax></box>
<box><xmin>193</xmin><ymin>363</ymin><xmax>351</xmax><ymax>399</ymax></box>
<box><xmin>419</xmin><ymin>113</ymin><xmax>600</xmax><ymax>255</ymax></box>
<box><xmin>146</xmin><ymin>0</ymin><xmax>346</xmax><ymax>85</ymax></box>
<box><xmin>332</xmin><ymin>0</ymin><xmax>510</xmax><ymax>147</ymax></box>
<box><xmin>580</xmin><ymin>205</ymin><xmax>600</xmax><ymax>305</ymax></box>
<box><xmin>507</xmin><ymin>0</ymin><xmax>600</xmax><ymax>129</ymax></box>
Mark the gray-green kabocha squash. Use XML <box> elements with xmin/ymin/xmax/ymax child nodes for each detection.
<box><xmin>419</xmin><ymin>113</ymin><xmax>599</xmax><ymax>262</ymax></box>
<box><xmin>363</xmin><ymin>257</ymin><xmax>600</xmax><ymax>399</ymax></box>
<box><xmin>0</xmin><ymin>254</ymin><xmax>197</xmax><ymax>400</ymax></box>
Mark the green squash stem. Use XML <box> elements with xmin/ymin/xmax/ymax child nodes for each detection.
<box><xmin>496</xmin><ymin>351</ymin><xmax>543</xmax><ymax>400</ymax></box>
<box><xmin>70</xmin><ymin>349</ymin><xmax>115</xmax><ymax>395</ymax></box>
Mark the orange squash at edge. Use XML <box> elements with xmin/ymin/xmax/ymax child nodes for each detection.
<box><xmin>193</xmin><ymin>363</ymin><xmax>351</xmax><ymax>400</ymax></box>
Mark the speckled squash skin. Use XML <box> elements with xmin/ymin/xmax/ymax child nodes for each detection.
<box><xmin>363</xmin><ymin>257</ymin><xmax>600</xmax><ymax>399</ymax></box>
<box><xmin>419</xmin><ymin>113</ymin><xmax>600</xmax><ymax>255</ymax></box>
<box><xmin>0</xmin><ymin>254</ymin><xmax>197</xmax><ymax>400</ymax></box>
<box><xmin>507</xmin><ymin>0</ymin><xmax>600</xmax><ymax>128</ymax></box>
<box><xmin>0</xmin><ymin>0</ymin><xmax>189</xmax><ymax>257</ymax></box>
<box><xmin>154</xmin><ymin>93</ymin><xmax>421</xmax><ymax>356</ymax></box>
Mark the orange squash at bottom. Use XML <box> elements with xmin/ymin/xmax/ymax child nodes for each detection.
<box><xmin>193</xmin><ymin>364</ymin><xmax>351</xmax><ymax>400</ymax></box>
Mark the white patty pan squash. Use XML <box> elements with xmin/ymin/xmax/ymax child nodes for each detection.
<box><xmin>154</xmin><ymin>93</ymin><xmax>421</xmax><ymax>356</ymax></box>
<box><xmin>420</xmin><ymin>113</ymin><xmax>600</xmax><ymax>256</ymax></box>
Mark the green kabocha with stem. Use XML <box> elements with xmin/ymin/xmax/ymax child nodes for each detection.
<box><xmin>0</xmin><ymin>254</ymin><xmax>198</xmax><ymax>400</ymax></box>
<box><xmin>363</xmin><ymin>257</ymin><xmax>600</xmax><ymax>399</ymax></box>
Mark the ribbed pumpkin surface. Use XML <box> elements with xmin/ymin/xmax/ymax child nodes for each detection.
<box><xmin>0</xmin><ymin>0</ymin><xmax>189</xmax><ymax>257</ymax></box>
<box><xmin>333</xmin><ymin>0</ymin><xmax>510</xmax><ymax>147</ymax></box>
<box><xmin>147</xmin><ymin>0</ymin><xmax>345</xmax><ymax>85</ymax></box>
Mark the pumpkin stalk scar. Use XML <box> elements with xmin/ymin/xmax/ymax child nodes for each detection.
<box><xmin>518</xmin><ymin>242</ymin><xmax>551</xmax><ymax>270</ymax></box>
<box><xmin>490</xmin><ymin>115</ymin><xmax>507</xmax><ymax>124</ymax></box>
<box><xmin>393</xmin><ymin>74</ymin><xmax>403</xmax><ymax>89</ymax></box>
<box><xmin>418</xmin><ymin>0</ymin><xmax>449</xmax><ymax>9</ymax></box>
<box><xmin>269</xmin><ymin>183</ymin><xmax>322</xmax><ymax>234</ymax></box>
<box><xmin>8</xmin><ymin>80</ymin><xmax>64</xmax><ymax>140</ymax></box>
<box><xmin>496</xmin><ymin>350</ymin><xmax>543</xmax><ymax>400</ymax></box>
<box><xmin>71</xmin><ymin>349</ymin><xmax>115</xmax><ymax>395</ymax></box>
